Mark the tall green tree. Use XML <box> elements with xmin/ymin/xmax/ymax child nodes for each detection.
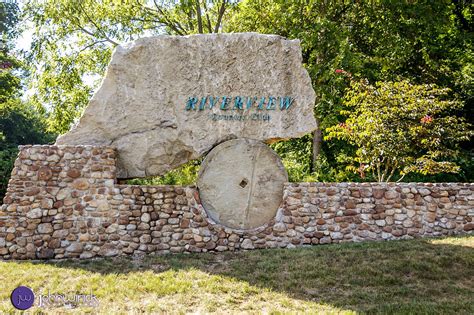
<box><xmin>1</xmin><ymin>0</ymin><xmax>21</xmax><ymax>103</ymax></box>
<box><xmin>24</xmin><ymin>0</ymin><xmax>237</xmax><ymax>133</ymax></box>
<box><xmin>0</xmin><ymin>1</ymin><xmax>54</xmax><ymax>200</ymax></box>
<box><xmin>228</xmin><ymin>0</ymin><xmax>473</xmax><ymax>181</ymax></box>
<box><xmin>0</xmin><ymin>101</ymin><xmax>54</xmax><ymax>198</ymax></box>
<box><xmin>20</xmin><ymin>0</ymin><xmax>473</xmax><ymax>183</ymax></box>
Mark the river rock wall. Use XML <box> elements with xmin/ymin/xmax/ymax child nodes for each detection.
<box><xmin>0</xmin><ymin>145</ymin><xmax>472</xmax><ymax>260</ymax></box>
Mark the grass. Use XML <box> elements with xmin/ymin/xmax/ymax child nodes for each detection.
<box><xmin>0</xmin><ymin>236</ymin><xmax>473</xmax><ymax>314</ymax></box>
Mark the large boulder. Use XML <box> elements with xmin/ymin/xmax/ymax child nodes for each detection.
<box><xmin>56</xmin><ymin>33</ymin><xmax>317</xmax><ymax>178</ymax></box>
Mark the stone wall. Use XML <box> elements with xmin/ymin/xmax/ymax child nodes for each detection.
<box><xmin>0</xmin><ymin>145</ymin><xmax>472</xmax><ymax>260</ymax></box>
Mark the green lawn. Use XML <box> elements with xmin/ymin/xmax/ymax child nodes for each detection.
<box><xmin>1</xmin><ymin>236</ymin><xmax>473</xmax><ymax>314</ymax></box>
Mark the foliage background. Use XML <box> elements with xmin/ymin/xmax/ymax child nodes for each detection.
<box><xmin>0</xmin><ymin>0</ymin><xmax>472</xmax><ymax>198</ymax></box>
<box><xmin>1</xmin><ymin>1</ymin><xmax>54</xmax><ymax>200</ymax></box>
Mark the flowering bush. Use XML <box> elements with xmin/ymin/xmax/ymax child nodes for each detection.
<box><xmin>420</xmin><ymin>115</ymin><xmax>433</xmax><ymax>124</ymax></box>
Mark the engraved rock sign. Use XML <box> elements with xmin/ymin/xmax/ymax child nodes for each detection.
<box><xmin>55</xmin><ymin>33</ymin><xmax>317</xmax><ymax>179</ymax></box>
<box><xmin>197</xmin><ymin>139</ymin><xmax>288</xmax><ymax>229</ymax></box>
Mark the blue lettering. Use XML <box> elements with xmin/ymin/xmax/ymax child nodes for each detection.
<box><xmin>246</xmin><ymin>97</ymin><xmax>256</xmax><ymax>109</ymax></box>
<box><xmin>185</xmin><ymin>97</ymin><xmax>198</xmax><ymax>110</ymax></box>
<box><xmin>279</xmin><ymin>96</ymin><xmax>294</xmax><ymax>110</ymax></box>
<box><xmin>186</xmin><ymin>96</ymin><xmax>295</xmax><ymax>111</ymax></box>
<box><xmin>220</xmin><ymin>96</ymin><xmax>230</xmax><ymax>110</ymax></box>
<box><xmin>266</xmin><ymin>96</ymin><xmax>276</xmax><ymax>110</ymax></box>
<box><xmin>209</xmin><ymin>96</ymin><xmax>218</xmax><ymax>109</ymax></box>
<box><xmin>257</xmin><ymin>97</ymin><xmax>266</xmax><ymax>110</ymax></box>
<box><xmin>233</xmin><ymin>96</ymin><xmax>243</xmax><ymax>110</ymax></box>
<box><xmin>199</xmin><ymin>97</ymin><xmax>207</xmax><ymax>110</ymax></box>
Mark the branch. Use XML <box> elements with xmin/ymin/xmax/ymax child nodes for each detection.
<box><xmin>452</xmin><ymin>0</ymin><xmax>471</xmax><ymax>31</ymax></box>
<box><xmin>77</xmin><ymin>4</ymin><xmax>119</xmax><ymax>46</ymax></box>
<box><xmin>186</xmin><ymin>4</ymin><xmax>194</xmax><ymax>31</ymax></box>
<box><xmin>130</xmin><ymin>16</ymin><xmax>184</xmax><ymax>34</ymax></box>
<box><xmin>79</xmin><ymin>39</ymin><xmax>108</xmax><ymax>52</ymax></box>
<box><xmin>386</xmin><ymin>160</ymin><xmax>398</xmax><ymax>183</ymax></box>
<box><xmin>142</xmin><ymin>0</ymin><xmax>187</xmax><ymax>35</ymax></box>
<box><xmin>381</xmin><ymin>159</ymin><xmax>390</xmax><ymax>182</ymax></box>
<box><xmin>376</xmin><ymin>159</ymin><xmax>381</xmax><ymax>182</ymax></box>
<box><xmin>214</xmin><ymin>0</ymin><xmax>227</xmax><ymax>33</ymax></box>
<box><xmin>195</xmin><ymin>0</ymin><xmax>203</xmax><ymax>33</ymax></box>
<box><xmin>202</xmin><ymin>0</ymin><xmax>213</xmax><ymax>33</ymax></box>
<box><xmin>75</xmin><ymin>25</ymin><xmax>117</xmax><ymax>46</ymax></box>
<box><xmin>154</xmin><ymin>0</ymin><xmax>190</xmax><ymax>34</ymax></box>
<box><xmin>396</xmin><ymin>172</ymin><xmax>406</xmax><ymax>183</ymax></box>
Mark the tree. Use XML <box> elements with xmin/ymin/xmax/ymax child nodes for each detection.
<box><xmin>24</xmin><ymin>0</ymin><xmax>237</xmax><ymax>134</ymax></box>
<box><xmin>228</xmin><ymin>0</ymin><xmax>473</xmax><ymax>181</ymax></box>
<box><xmin>0</xmin><ymin>1</ymin><xmax>53</xmax><ymax>200</ymax></box>
<box><xmin>325</xmin><ymin>80</ymin><xmax>472</xmax><ymax>182</ymax></box>
<box><xmin>0</xmin><ymin>101</ymin><xmax>54</xmax><ymax>198</ymax></box>
<box><xmin>1</xmin><ymin>0</ymin><xmax>21</xmax><ymax>103</ymax></box>
<box><xmin>18</xmin><ymin>0</ymin><xmax>474</xmax><ymax>183</ymax></box>
<box><xmin>226</xmin><ymin>0</ymin><xmax>356</xmax><ymax>176</ymax></box>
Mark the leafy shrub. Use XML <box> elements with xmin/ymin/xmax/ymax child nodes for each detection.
<box><xmin>326</xmin><ymin>80</ymin><xmax>472</xmax><ymax>182</ymax></box>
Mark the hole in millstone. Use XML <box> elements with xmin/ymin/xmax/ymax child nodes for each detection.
<box><xmin>239</xmin><ymin>179</ymin><xmax>248</xmax><ymax>188</ymax></box>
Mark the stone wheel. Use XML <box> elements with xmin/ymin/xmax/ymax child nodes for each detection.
<box><xmin>197</xmin><ymin>138</ymin><xmax>288</xmax><ymax>230</ymax></box>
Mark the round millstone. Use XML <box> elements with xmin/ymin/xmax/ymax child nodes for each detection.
<box><xmin>197</xmin><ymin>138</ymin><xmax>288</xmax><ymax>230</ymax></box>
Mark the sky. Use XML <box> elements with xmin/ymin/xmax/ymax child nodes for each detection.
<box><xmin>15</xmin><ymin>21</ymin><xmax>33</xmax><ymax>51</ymax></box>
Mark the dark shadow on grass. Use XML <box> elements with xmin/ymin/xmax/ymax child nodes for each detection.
<box><xmin>22</xmin><ymin>236</ymin><xmax>474</xmax><ymax>314</ymax></box>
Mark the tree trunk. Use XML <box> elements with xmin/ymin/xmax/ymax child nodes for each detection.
<box><xmin>312</xmin><ymin>128</ymin><xmax>322</xmax><ymax>171</ymax></box>
<box><xmin>214</xmin><ymin>0</ymin><xmax>227</xmax><ymax>33</ymax></box>
<box><xmin>196</xmin><ymin>0</ymin><xmax>203</xmax><ymax>33</ymax></box>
